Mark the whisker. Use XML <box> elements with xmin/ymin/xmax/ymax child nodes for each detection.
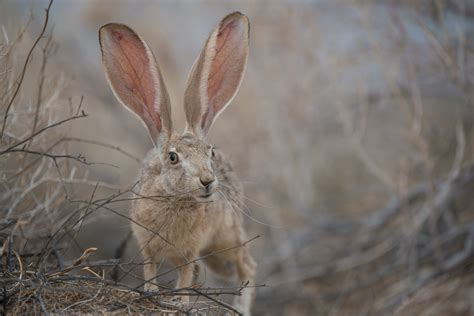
<box><xmin>217</xmin><ymin>190</ymin><xmax>282</xmax><ymax>228</ymax></box>
<box><xmin>214</xmin><ymin>172</ymin><xmax>257</xmax><ymax>185</ymax></box>
<box><xmin>217</xmin><ymin>191</ymin><xmax>241</xmax><ymax>223</ymax></box>
<box><xmin>216</xmin><ymin>181</ymin><xmax>273</xmax><ymax>209</ymax></box>
<box><xmin>242</xmin><ymin>195</ymin><xmax>274</xmax><ymax>209</ymax></box>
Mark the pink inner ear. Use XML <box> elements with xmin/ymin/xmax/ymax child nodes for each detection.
<box><xmin>201</xmin><ymin>17</ymin><xmax>245</xmax><ymax>131</ymax></box>
<box><xmin>208</xmin><ymin>18</ymin><xmax>242</xmax><ymax>106</ymax></box>
<box><xmin>103</xmin><ymin>25</ymin><xmax>162</xmax><ymax>135</ymax></box>
<box><xmin>112</xmin><ymin>30</ymin><xmax>123</xmax><ymax>41</ymax></box>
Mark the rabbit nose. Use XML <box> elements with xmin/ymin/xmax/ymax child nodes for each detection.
<box><xmin>200</xmin><ymin>175</ymin><xmax>215</xmax><ymax>187</ymax></box>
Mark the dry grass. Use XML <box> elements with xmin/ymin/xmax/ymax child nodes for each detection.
<box><xmin>3</xmin><ymin>246</ymin><xmax>246</xmax><ymax>314</ymax></box>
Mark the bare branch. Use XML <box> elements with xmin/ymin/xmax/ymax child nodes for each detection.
<box><xmin>1</xmin><ymin>0</ymin><xmax>53</xmax><ymax>138</ymax></box>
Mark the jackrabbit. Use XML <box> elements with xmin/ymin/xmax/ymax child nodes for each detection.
<box><xmin>99</xmin><ymin>12</ymin><xmax>256</xmax><ymax>315</ymax></box>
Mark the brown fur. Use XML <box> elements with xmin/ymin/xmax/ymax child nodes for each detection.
<box><xmin>99</xmin><ymin>12</ymin><xmax>256</xmax><ymax>315</ymax></box>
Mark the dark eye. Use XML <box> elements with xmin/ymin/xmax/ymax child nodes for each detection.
<box><xmin>169</xmin><ymin>152</ymin><xmax>179</xmax><ymax>164</ymax></box>
<box><xmin>211</xmin><ymin>148</ymin><xmax>216</xmax><ymax>158</ymax></box>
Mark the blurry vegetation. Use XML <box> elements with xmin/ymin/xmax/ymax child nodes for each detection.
<box><xmin>1</xmin><ymin>0</ymin><xmax>474</xmax><ymax>315</ymax></box>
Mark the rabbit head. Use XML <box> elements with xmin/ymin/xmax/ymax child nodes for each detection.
<box><xmin>99</xmin><ymin>12</ymin><xmax>249</xmax><ymax>201</ymax></box>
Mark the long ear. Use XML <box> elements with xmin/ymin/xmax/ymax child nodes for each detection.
<box><xmin>184</xmin><ymin>12</ymin><xmax>249</xmax><ymax>135</ymax></box>
<box><xmin>99</xmin><ymin>23</ymin><xmax>172</xmax><ymax>145</ymax></box>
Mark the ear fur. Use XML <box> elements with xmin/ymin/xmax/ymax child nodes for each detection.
<box><xmin>99</xmin><ymin>23</ymin><xmax>172</xmax><ymax>145</ymax></box>
<box><xmin>184</xmin><ymin>12</ymin><xmax>249</xmax><ymax>136</ymax></box>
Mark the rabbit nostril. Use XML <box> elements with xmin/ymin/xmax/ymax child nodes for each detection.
<box><xmin>200</xmin><ymin>177</ymin><xmax>215</xmax><ymax>187</ymax></box>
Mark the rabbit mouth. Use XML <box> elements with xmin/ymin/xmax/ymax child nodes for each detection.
<box><xmin>196</xmin><ymin>192</ymin><xmax>214</xmax><ymax>201</ymax></box>
<box><xmin>200</xmin><ymin>193</ymin><xmax>212</xmax><ymax>198</ymax></box>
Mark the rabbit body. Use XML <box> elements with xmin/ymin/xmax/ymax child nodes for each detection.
<box><xmin>133</xmin><ymin>135</ymin><xmax>256</xmax><ymax>314</ymax></box>
<box><xmin>99</xmin><ymin>12</ymin><xmax>256</xmax><ymax>315</ymax></box>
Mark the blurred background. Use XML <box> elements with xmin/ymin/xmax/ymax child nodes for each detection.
<box><xmin>1</xmin><ymin>0</ymin><xmax>474</xmax><ymax>315</ymax></box>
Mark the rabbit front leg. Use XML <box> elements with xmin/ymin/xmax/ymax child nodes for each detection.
<box><xmin>137</xmin><ymin>232</ymin><xmax>161</xmax><ymax>292</ymax></box>
<box><xmin>170</xmin><ymin>256</ymin><xmax>197</xmax><ymax>304</ymax></box>
<box><xmin>143</xmin><ymin>261</ymin><xmax>159</xmax><ymax>292</ymax></box>
<box><xmin>234</xmin><ymin>247</ymin><xmax>257</xmax><ymax>316</ymax></box>
<box><xmin>176</xmin><ymin>263</ymin><xmax>195</xmax><ymax>304</ymax></box>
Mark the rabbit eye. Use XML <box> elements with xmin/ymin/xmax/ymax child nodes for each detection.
<box><xmin>169</xmin><ymin>152</ymin><xmax>179</xmax><ymax>164</ymax></box>
<box><xmin>211</xmin><ymin>148</ymin><xmax>216</xmax><ymax>158</ymax></box>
